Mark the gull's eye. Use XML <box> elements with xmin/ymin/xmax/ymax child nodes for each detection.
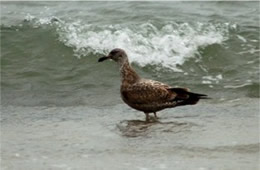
<box><xmin>110</xmin><ymin>50</ymin><xmax>119</xmax><ymax>55</ymax></box>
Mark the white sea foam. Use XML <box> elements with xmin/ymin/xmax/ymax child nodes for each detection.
<box><xmin>224</xmin><ymin>83</ymin><xmax>252</xmax><ymax>89</ymax></box>
<box><xmin>24</xmin><ymin>15</ymin><xmax>231</xmax><ymax>71</ymax></box>
<box><xmin>202</xmin><ymin>74</ymin><xmax>223</xmax><ymax>84</ymax></box>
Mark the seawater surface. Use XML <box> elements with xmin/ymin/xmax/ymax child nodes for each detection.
<box><xmin>1</xmin><ymin>1</ymin><xmax>259</xmax><ymax>170</ymax></box>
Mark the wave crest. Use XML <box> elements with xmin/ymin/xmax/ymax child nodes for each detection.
<box><xmin>24</xmin><ymin>15</ymin><xmax>234</xmax><ymax>71</ymax></box>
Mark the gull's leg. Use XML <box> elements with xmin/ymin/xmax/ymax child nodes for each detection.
<box><xmin>153</xmin><ymin>112</ymin><xmax>158</xmax><ymax>119</ymax></box>
<box><xmin>144</xmin><ymin>112</ymin><xmax>150</xmax><ymax>122</ymax></box>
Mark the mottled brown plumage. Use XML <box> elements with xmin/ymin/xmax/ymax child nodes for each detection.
<box><xmin>98</xmin><ymin>48</ymin><xmax>208</xmax><ymax>121</ymax></box>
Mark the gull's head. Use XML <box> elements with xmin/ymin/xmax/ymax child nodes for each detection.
<box><xmin>98</xmin><ymin>48</ymin><xmax>127</xmax><ymax>63</ymax></box>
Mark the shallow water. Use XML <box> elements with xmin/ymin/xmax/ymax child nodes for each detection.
<box><xmin>1</xmin><ymin>99</ymin><xmax>259</xmax><ymax>170</ymax></box>
<box><xmin>1</xmin><ymin>1</ymin><xmax>260</xmax><ymax>106</ymax></box>
<box><xmin>1</xmin><ymin>1</ymin><xmax>260</xmax><ymax>170</ymax></box>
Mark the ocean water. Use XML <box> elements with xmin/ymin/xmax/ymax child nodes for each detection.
<box><xmin>1</xmin><ymin>1</ymin><xmax>259</xmax><ymax>170</ymax></box>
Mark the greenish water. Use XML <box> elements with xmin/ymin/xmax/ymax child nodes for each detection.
<box><xmin>1</xmin><ymin>2</ymin><xmax>259</xmax><ymax>170</ymax></box>
<box><xmin>1</xmin><ymin>1</ymin><xmax>259</xmax><ymax>106</ymax></box>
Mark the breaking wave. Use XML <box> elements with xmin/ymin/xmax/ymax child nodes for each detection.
<box><xmin>23</xmin><ymin>14</ymin><xmax>235</xmax><ymax>71</ymax></box>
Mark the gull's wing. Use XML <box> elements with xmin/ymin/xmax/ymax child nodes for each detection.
<box><xmin>121</xmin><ymin>80</ymin><xmax>177</xmax><ymax>104</ymax></box>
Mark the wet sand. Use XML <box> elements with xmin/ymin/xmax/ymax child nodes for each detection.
<box><xmin>1</xmin><ymin>98</ymin><xmax>259</xmax><ymax>170</ymax></box>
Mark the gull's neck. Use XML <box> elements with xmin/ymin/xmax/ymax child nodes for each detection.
<box><xmin>119</xmin><ymin>58</ymin><xmax>140</xmax><ymax>85</ymax></box>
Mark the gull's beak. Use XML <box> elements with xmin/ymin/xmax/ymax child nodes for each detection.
<box><xmin>98</xmin><ymin>55</ymin><xmax>110</xmax><ymax>62</ymax></box>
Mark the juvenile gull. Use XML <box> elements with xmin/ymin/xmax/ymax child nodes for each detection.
<box><xmin>98</xmin><ymin>48</ymin><xmax>208</xmax><ymax>121</ymax></box>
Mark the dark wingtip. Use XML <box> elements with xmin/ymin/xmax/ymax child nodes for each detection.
<box><xmin>199</xmin><ymin>96</ymin><xmax>212</xmax><ymax>99</ymax></box>
<box><xmin>190</xmin><ymin>93</ymin><xmax>211</xmax><ymax>99</ymax></box>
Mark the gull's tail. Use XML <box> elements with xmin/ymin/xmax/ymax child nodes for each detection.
<box><xmin>168</xmin><ymin>88</ymin><xmax>210</xmax><ymax>105</ymax></box>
